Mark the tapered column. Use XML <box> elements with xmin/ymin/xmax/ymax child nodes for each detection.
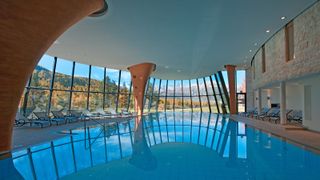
<box><xmin>257</xmin><ymin>88</ymin><xmax>262</xmax><ymax>114</ymax></box>
<box><xmin>280</xmin><ymin>81</ymin><xmax>287</xmax><ymax>124</ymax></box>
<box><xmin>225</xmin><ymin>65</ymin><xmax>237</xmax><ymax>114</ymax></box>
<box><xmin>0</xmin><ymin>0</ymin><xmax>105</xmax><ymax>153</ymax></box>
<box><xmin>128</xmin><ymin>63</ymin><xmax>156</xmax><ymax>127</ymax></box>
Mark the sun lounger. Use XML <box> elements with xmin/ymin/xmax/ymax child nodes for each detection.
<box><xmin>51</xmin><ymin>110</ymin><xmax>78</xmax><ymax>123</ymax></box>
<box><xmin>33</xmin><ymin>111</ymin><xmax>65</xmax><ymax>125</ymax></box>
<box><xmin>29</xmin><ymin>112</ymin><xmax>51</xmax><ymax>127</ymax></box>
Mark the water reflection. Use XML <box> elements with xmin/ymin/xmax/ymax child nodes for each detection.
<box><xmin>129</xmin><ymin>116</ymin><xmax>157</xmax><ymax>170</ymax></box>
<box><xmin>0</xmin><ymin>112</ymin><xmax>319</xmax><ymax>180</ymax></box>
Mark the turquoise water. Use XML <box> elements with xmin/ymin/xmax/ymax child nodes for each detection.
<box><xmin>1</xmin><ymin>112</ymin><xmax>319</xmax><ymax>179</ymax></box>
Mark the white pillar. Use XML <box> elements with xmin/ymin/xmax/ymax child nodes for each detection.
<box><xmin>280</xmin><ymin>81</ymin><xmax>287</xmax><ymax>124</ymax></box>
<box><xmin>257</xmin><ymin>88</ymin><xmax>262</xmax><ymax>114</ymax></box>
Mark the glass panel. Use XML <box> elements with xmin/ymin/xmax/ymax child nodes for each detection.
<box><xmin>89</xmin><ymin>93</ymin><xmax>103</xmax><ymax>111</ymax></box>
<box><xmin>50</xmin><ymin>90</ymin><xmax>70</xmax><ymax>111</ymax></box>
<box><xmin>166</xmin><ymin>97</ymin><xmax>174</xmax><ymax>111</ymax></box>
<box><xmin>222</xmin><ymin>71</ymin><xmax>229</xmax><ymax>93</ymax></box>
<box><xmin>118</xmin><ymin>93</ymin><xmax>130</xmax><ymax>111</ymax></box>
<box><xmin>182</xmin><ymin>80</ymin><xmax>190</xmax><ymax>96</ymax></box>
<box><xmin>158</xmin><ymin>97</ymin><xmax>166</xmax><ymax>112</ymax></box>
<box><xmin>201</xmin><ymin>96</ymin><xmax>209</xmax><ymax>112</ymax></box>
<box><xmin>106</xmin><ymin>68</ymin><xmax>119</xmax><ymax>93</ymax></box>
<box><xmin>153</xmin><ymin>79</ymin><xmax>161</xmax><ymax>96</ymax></box>
<box><xmin>104</xmin><ymin>93</ymin><xmax>117</xmax><ymax>112</ymax></box>
<box><xmin>175</xmin><ymin>97</ymin><xmax>183</xmax><ymax>110</ymax></box>
<box><xmin>119</xmin><ymin>71</ymin><xmax>131</xmax><ymax>94</ymax></box>
<box><xmin>198</xmin><ymin>78</ymin><xmax>207</xmax><ymax>95</ymax></box>
<box><xmin>53</xmin><ymin>58</ymin><xmax>73</xmax><ymax>90</ymax></box>
<box><xmin>90</xmin><ymin>66</ymin><xmax>104</xmax><ymax>92</ymax></box>
<box><xmin>73</xmin><ymin>63</ymin><xmax>89</xmax><ymax>91</ymax></box>
<box><xmin>183</xmin><ymin>96</ymin><xmax>192</xmax><ymax>111</ymax></box>
<box><xmin>175</xmin><ymin>80</ymin><xmax>182</xmax><ymax>96</ymax></box>
<box><xmin>209</xmin><ymin>96</ymin><xmax>218</xmax><ymax>113</ymax></box>
<box><xmin>205</xmin><ymin>77</ymin><xmax>214</xmax><ymax>95</ymax></box>
<box><xmin>167</xmin><ymin>80</ymin><xmax>174</xmax><ymax>97</ymax></box>
<box><xmin>192</xmin><ymin>96</ymin><xmax>201</xmax><ymax>112</ymax></box>
<box><xmin>159</xmin><ymin>80</ymin><xmax>167</xmax><ymax>96</ymax></box>
<box><xmin>237</xmin><ymin>70</ymin><xmax>246</xmax><ymax>93</ymax></box>
<box><xmin>26</xmin><ymin>90</ymin><xmax>50</xmax><ymax>113</ymax></box>
<box><xmin>190</xmin><ymin>79</ymin><xmax>198</xmax><ymax>96</ymax></box>
<box><xmin>212</xmin><ymin>75</ymin><xmax>220</xmax><ymax>95</ymax></box>
<box><xmin>71</xmin><ymin>92</ymin><xmax>87</xmax><ymax>110</ymax></box>
<box><xmin>30</xmin><ymin>55</ymin><xmax>54</xmax><ymax>88</ymax></box>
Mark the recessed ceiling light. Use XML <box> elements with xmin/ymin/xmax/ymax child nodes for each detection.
<box><xmin>254</xmin><ymin>43</ymin><xmax>258</xmax><ymax>46</ymax></box>
<box><xmin>165</xmin><ymin>66</ymin><xmax>169</xmax><ymax>69</ymax></box>
<box><xmin>177</xmin><ymin>70</ymin><xmax>181</xmax><ymax>73</ymax></box>
<box><xmin>249</xmin><ymin>49</ymin><xmax>252</xmax><ymax>52</ymax></box>
<box><xmin>281</xmin><ymin>16</ymin><xmax>286</xmax><ymax>20</ymax></box>
<box><xmin>266</xmin><ymin>30</ymin><xmax>270</xmax><ymax>33</ymax></box>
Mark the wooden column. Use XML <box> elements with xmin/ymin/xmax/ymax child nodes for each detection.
<box><xmin>128</xmin><ymin>63</ymin><xmax>156</xmax><ymax>127</ymax></box>
<box><xmin>225</xmin><ymin>65</ymin><xmax>237</xmax><ymax>114</ymax></box>
<box><xmin>0</xmin><ymin>0</ymin><xmax>105</xmax><ymax>153</ymax></box>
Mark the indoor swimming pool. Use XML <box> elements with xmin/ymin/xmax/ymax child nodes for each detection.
<box><xmin>1</xmin><ymin>112</ymin><xmax>319</xmax><ymax>179</ymax></box>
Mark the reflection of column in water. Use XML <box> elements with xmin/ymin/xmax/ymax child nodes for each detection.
<box><xmin>129</xmin><ymin>116</ymin><xmax>157</xmax><ymax>170</ymax></box>
<box><xmin>264</xmin><ymin>133</ymin><xmax>272</xmax><ymax>149</ymax></box>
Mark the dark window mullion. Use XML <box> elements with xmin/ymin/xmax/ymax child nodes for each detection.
<box><xmin>189</xmin><ymin>80</ymin><xmax>193</xmax><ymax>112</ymax></box>
<box><xmin>86</xmin><ymin>65</ymin><xmax>92</xmax><ymax>110</ymax></box>
<box><xmin>115</xmin><ymin>70</ymin><xmax>121</xmax><ymax>113</ymax></box>
<box><xmin>156</xmin><ymin>80</ymin><xmax>162</xmax><ymax>112</ymax></box>
<box><xmin>164</xmin><ymin>80</ymin><xmax>168</xmax><ymax>112</ymax></box>
<box><xmin>196</xmin><ymin>79</ymin><xmax>202</xmax><ymax>112</ymax></box>
<box><xmin>102</xmin><ymin>67</ymin><xmax>106</xmax><ymax>110</ymax></box>
<box><xmin>209</xmin><ymin>75</ymin><xmax>220</xmax><ymax>113</ymax></box>
<box><xmin>47</xmin><ymin>56</ymin><xmax>57</xmax><ymax>114</ymax></box>
<box><xmin>203</xmin><ymin>77</ymin><xmax>211</xmax><ymax>113</ymax></box>
<box><xmin>68</xmin><ymin>61</ymin><xmax>76</xmax><ymax>111</ymax></box>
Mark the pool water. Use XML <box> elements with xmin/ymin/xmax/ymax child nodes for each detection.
<box><xmin>1</xmin><ymin>112</ymin><xmax>319</xmax><ymax>180</ymax></box>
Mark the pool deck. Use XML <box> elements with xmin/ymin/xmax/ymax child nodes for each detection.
<box><xmin>11</xmin><ymin>114</ymin><xmax>320</xmax><ymax>154</ymax></box>
<box><xmin>231</xmin><ymin>115</ymin><xmax>320</xmax><ymax>154</ymax></box>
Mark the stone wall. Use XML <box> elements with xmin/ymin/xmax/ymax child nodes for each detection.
<box><xmin>251</xmin><ymin>1</ymin><xmax>320</xmax><ymax>89</ymax></box>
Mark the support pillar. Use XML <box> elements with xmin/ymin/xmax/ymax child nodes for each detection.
<box><xmin>225</xmin><ymin>65</ymin><xmax>237</xmax><ymax>114</ymax></box>
<box><xmin>128</xmin><ymin>63</ymin><xmax>156</xmax><ymax>128</ymax></box>
<box><xmin>0</xmin><ymin>0</ymin><xmax>105</xmax><ymax>153</ymax></box>
<box><xmin>280</xmin><ymin>81</ymin><xmax>287</xmax><ymax>124</ymax></box>
<box><xmin>257</xmin><ymin>88</ymin><xmax>262</xmax><ymax>114</ymax></box>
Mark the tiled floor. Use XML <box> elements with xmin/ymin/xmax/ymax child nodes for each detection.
<box><xmin>231</xmin><ymin>115</ymin><xmax>320</xmax><ymax>154</ymax></box>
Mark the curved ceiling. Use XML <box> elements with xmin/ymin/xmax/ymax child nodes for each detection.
<box><xmin>47</xmin><ymin>0</ymin><xmax>316</xmax><ymax>79</ymax></box>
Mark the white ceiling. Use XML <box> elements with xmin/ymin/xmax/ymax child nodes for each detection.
<box><xmin>47</xmin><ymin>0</ymin><xmax>316</xmax><ymax>80</ymax></box>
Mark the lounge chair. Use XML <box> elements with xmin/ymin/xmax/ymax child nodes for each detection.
<box><xmin>258</xmin><ymin>108</ymin><xmax>280</xmax><ymax>121</ymax></box>
<box><xmin>68</xmin><ymin>110</ymin><xmax>85</xmax><ymax>121</ymax></box>
<box><xmin>253</xmin><ymin>107</ymin><xmax>270</xmax><ymax>119</ymax></box>
<box><xmin>15</xmin><ymin>112</ymin><xmax>31</xmax><ymax>127</ymax></box>
<box><xmin>269</xmin><ymin>109</ymin><xmax>293</xmax><ymax>124</ymax></box>
<box><xmin>33</xmin><ymin>112</ymin><xmax>65</xmax><ymax>125</ymax></box>
<box><xmin>27</xmin><ymin>112</ymin><xmax>51</xmax><ymax>128</ymax></box>
<box><xmin>51</xmin><ymin>110</ymin><xmax>77</xmax><ymax>123</ymax></box>
<box><xmin>288</xmin><ymin>110</ymin><xmax>303</xmax><ymax>123</ymax></box>
<box><xmin>239</xmin><ymin>107</ymin><xmax>256</xmax><ymax>117</ymax></box>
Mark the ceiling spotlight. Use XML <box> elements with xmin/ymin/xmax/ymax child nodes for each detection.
<box><xmin>281</xmin><ymin>16</ymin><xmax>286</xmax><ymax>20</ymax></box>
<box><xmin>266</xmin><ymin>30</ymin><xmax>270</xmax><ymax>33</ymax></box>
<box><xmin>165</xmin><ymin>66</ymin><xmax>169</xmax><ymax>69</ymax></box>
<box><xmin>249</xmin><ymin>49</ymin><xmax>252</xmax><ymax>52</ymax></box>
<box><xmin>254</xmin><ymin>43</ymin><xmax>258</xmax><ymax>46</ymax></box>
<box><xmin>177</xmin><ymin>70</ymin><xmax>181</xmax><ymax>73</ymax></box>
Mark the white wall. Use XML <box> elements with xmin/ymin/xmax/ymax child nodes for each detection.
<box><xmin>301</xmin><ymin>75</ymin><xmax>320</xmax><ymax>132</ymax></box>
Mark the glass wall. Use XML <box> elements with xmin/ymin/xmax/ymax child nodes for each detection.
<box><xmin>19</xmin><ymin>54</ymin><xmax>236</xmax><ymax>115</ymax></box>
